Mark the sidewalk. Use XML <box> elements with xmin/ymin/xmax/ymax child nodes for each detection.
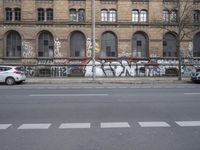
<box><xmin>26</xmin><ymin>77</ymin><xmax>192</xmax><ymax>84</ymax></box>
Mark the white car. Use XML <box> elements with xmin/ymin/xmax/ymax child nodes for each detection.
<box><xmin>0</xmin><ymin>66</ymin><xmax>26</xmax><ymax>85</ymax></box>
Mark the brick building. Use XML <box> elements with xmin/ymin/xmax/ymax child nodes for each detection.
<box><xmin>0</xmin><ymin>0</ymin><xmax>200</xmax><ymax>77</ymax></box>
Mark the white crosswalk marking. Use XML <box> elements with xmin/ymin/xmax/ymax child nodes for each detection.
<box><xmin>175</xmin><ymin>121</ymin><xmax>200</xmax><ymax>127</ymax></box>
<box><xmin>138</xmin><ymin>122</ymin><xmax>170</xmax><ymax>127</ymax></box>
<box><xmin>0</xmin><ymin>124</ymin><xmax>12</xmax><ymax>130</ymax></box>
<box><xmin>18</xmin><ymin>124</ymin><xmax>51</xmax><ymax>129</ymax></box>
<box><xmin>59</xmin><ymin>123</ymin><xmax>91</xmax><ymax>129</ymax></box>
<box><xmin>101</xmin><ymin>122</ymin><xmax>130</xmax><ymax>128</ymax></box>
<box><xmin>1</xmin><ymin>121</ymin><xmax>200</xmax><ymax>130</ymax></box>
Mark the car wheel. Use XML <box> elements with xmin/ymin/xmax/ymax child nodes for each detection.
<box><xmin>6</xmin><ymin>77</ymin><xmax>15</xmax><ymax>85</ymax></box>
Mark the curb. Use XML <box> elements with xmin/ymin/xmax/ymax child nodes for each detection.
<box><xmin>25</xmin><ymin>77</ymin><xmax>192</xmax><ymax>84</ymax></box>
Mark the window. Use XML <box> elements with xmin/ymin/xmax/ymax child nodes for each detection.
<box><xmin>163</xmin><ymin>33</ymin><xmax>177</xmax><ymax>57</ymax></box>
<box><xmin>193</xmin><ymin>10</ymin><xmax>200</xmax><ymax>23</ymax></box>
<box><xmin>6</xmin><ymin>31</ymin><xmax>21</xmax><ymax>57</ymax></box>
<box><xmin>70</xmin><ymin>9</ymin><xmax>77</xmax><ymax>22</ymax></box>
<box><xmin>163</xmin><ymin>10</ymin><xmax>177</xmax><ymax>23</ymax></box>
<box><xmin>5</xmin><ymin>8</ymin><xmax>12</xmax><ymax>21</ymax></box>
<box><xmin>170</xmin><ymin>10</ymin><xmax>177</xmax><ymax>22</ymax></box>
<box><xmin>132</xmin><ymin>10</ymin><xmax>139</xmax><ymax>22</ymax></box>
<box><xmin>47</xmin><ymin>8</ymin><xmax>53</xmax><ymax>21</ymax></box>
<box><xmin>101</xmin><ymin>9</ymin><xmax>108</xmax><ymax>21</ymax></box>
<box><xmin>101</xmin><ymin>32</ymin><xmax>117</xmax><ymax>57</ymax></box>
<box><xmin>78</xmin><ymin>9</ymin><xmax>85</xmax><ymax>22</ymax></box>
<box><xmin>193</xmin><ymin>32</ymin><xmax>200</xmax><ymax>57</ymax></box>
<box><xmin>163</xmin><ymin>10</ymin><xmax>169</xmax><ymax>22</ymax></box>
<box><xmin>132</xmin><ymin>32</ymin><xmax>148</xmax><ymax>57</ymax></box>
<box><xmin>70</xmin><ymin>31</ymin><xmax>86</xmax><ymax>57</ymax></box>
<box><xmin>14</xmin><ymin>8</ymin><xmax>21</xmax><ymax>21</ymax></box>
<box><xmin>101</xmin><ymin>9</ymin><xmax>117</xmax><ymax>22</ymax></box>
<box><xmin>69</xmin><ymin>9</ymin><xmax>85</xmax><ymax>22</ymax></box>
<box><xmin>38</xmin><ymin>31</ymin><xmax>54</xmax><ymax>57</ymax></box>
<box><xmin>132</xmin><ymin>10</ymin><xmax>148</xmax><ymax>23</ymax></box>
<box><xmin>38</xmin><ymin>8</ymin><xmax>45</xmax><ymax>21</ymax></box>
<box><xmin>109</xmin><ymin>10</ymin><xmax>116</xmax><ymax>22</ymax></box>
<box><xmin>140</xmin><ymin>10</ymin><xmax>147</xmax><ymax>22</ymax></box>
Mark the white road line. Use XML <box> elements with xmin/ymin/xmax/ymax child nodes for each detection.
<box><xmin>118</xmin><ymin>87</ymin><xmax>127</xmax><ymax>89</ymax></box>
<box><xmin>107</xmin><ymin>87</ymin><xmax>115</xmax><ymax>89</ymax></box>
<box><xmin>101</xmin><ymin>122</ymin><xmax>130</xmax><ymax>128</ymax></box>
<box><xmin>18</xmin><ymin>124</ymin><xmax>51</xmax><ymax>129</ymax></box>
<box><xmin>184</xmin><ymin>93</ymin><xmax>200</xmax><ymax>95</ymax></box>
<box><xmin>95</xmin><ymin>87</ymin><xmax>104</xmax><ymax>89</ymax></box>
<box><xmin>175</xmin><ymin>121</ymin><xmax>200</xmax><ymax>127</ymax></box>
<box><xmin>0</xmin><ymin>124</ymin><xmax>12</xmax><ymax>130</ymax></box>
<box><xmin>59</xmin><ymin>123</ymin><xmax>91</xmax><ymax>129</ymax></box>
<box><xmin>138</xmin><ymin>122</ymin><xmax>170</xmax><ymax>127</ymax></box>
<box><xmin>29</xmin><ymin>94</ymin><xmax>109</xmax><ymax>97</ymax></box>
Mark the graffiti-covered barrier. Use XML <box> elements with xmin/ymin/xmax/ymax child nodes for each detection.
<box><xmin>20</xmin><ymin>58</ymin><xmax>200</xmax><ymax>77</ymax></box>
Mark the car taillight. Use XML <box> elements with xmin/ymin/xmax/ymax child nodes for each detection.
<box><xmin>14</xmin><ymin>71</ymin><xmax>23</xmax><ymax>75</ymax></box>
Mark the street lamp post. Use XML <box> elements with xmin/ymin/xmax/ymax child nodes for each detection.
<box><xmin>92</xmin><ymin>0</ymin><xmax>96</xmax><ymax>80</ymax></box>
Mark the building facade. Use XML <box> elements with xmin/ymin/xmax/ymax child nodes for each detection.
<box><xmin>0</xmin><ymin>0</ymin><xmax>200</xmax><ymax>77</ymax></box>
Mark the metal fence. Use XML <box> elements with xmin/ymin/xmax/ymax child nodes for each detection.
<box><xmin>1</xmin><ymin>58</ymin><xmax>200</xmax><ymax>78</ymax></box>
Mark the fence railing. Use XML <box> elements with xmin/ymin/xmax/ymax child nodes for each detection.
<box><xmin>1</xmin><ymin>57</ymin><xmax>200</xmax><ymax>77</ymax></box>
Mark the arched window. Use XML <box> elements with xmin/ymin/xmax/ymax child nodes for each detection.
<box><xmin>101</xmin><ymin>9</ymin><xmax>108</xmax><ymax>21</ymax></box>
<box><xmin>170</xmin><ymin>10</ymin><xmax>177</xmax><ymax>22</ymax></box>
<box><xmin>140</xmin><ymin>10</ymin><xmax>147</xmax><ymax>22</ymax></box>
<box><xmin>193</xmin><ymin>10</ymin><xmax>200</xmax><ymax>23</ymax></box>
<box><xmin>193</xmin><ymin>32</ymin><xmax>200</xmax><ymax>57</ymax></box>
<box><xmin>46</xmin><ymin>8</ymin><xmax>53</xmax><ymax>21</ymax></box>
<box><xmin>70</xmin><ymin>31</ymin><xmax>86</xmax><ymax>57</ymax></box>
<box><xmin>38</xmin><ymin>31</ymin><xmax>54</xmax><ymax>57</ymax></box>
<box><xmin>109</xmin><ymin>9</ymin><xmax>117</xmax><ymax>22</ymax></box>
<box><xmin>38</xmin><ymin>8</ymin><xmax>45</xmax><ymax>21</ymax></box>
<box><xmin>69</xmin><ymin>9</ymin><xmax>77</xmax><ymax>22</ymax></box>
<box><xmin>78</xmin><ymin>9</ymin><xmax>85</xmax><ymax>22</ymax></box>
<box><xmin>14</xmin><ymin>8</ymin><xmax>21</xmax><ymax>21</ymax></box>
<box><xmin>163</xmin><ymin>33</ymin><xmax>177</xmax><ymax>57</ymax></box>
<box><xmin>5</xmin><ymin>8</ymin><xmax>12</xmax><ymax>21</ymax></box>
<box><xmin>6</xmin><ymin>31</ymin><xmax>21</xmax><ymax>57</ymax></box>
<box><xmin>132</xmin><ymin>32</ymin><xmax>148</xmax><ymax>57</ymax></box>
<box><xmin>132</xmin><ymin>10</ymin><xmax>139</xmax><ymax>22</ymax></box>
<box><xmin>163</xmin><ymin>10</ymin><xmax>169</xmax><ymax>22</ymax></box>
<box><xmin>101</xmin><ymin>32</ymin><xmax>117</xmax><ymax>57</ymax></box>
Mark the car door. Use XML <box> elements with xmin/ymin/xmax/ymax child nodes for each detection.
<box><xmin>0</xmin><ymin>67</ymin><xmax>3</xmax><ymax>82</ymax></box>
<box><xmin>0</xmin><ymin>67</ymin><xmax>10</xmax><ymax>82</ymax></box>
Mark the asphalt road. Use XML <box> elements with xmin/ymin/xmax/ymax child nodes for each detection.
<box><xmin>0</xmin><ymin>83</ymin><xmax>200</xmax><ymax>150</ymax></box>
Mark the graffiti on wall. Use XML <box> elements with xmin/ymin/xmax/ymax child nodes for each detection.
<box><xmin>22</xmin><ymin>41</ymin><xmax>34</xmax><ymax>58</ymax></box>
<box><xmin>23</xmin><ymin>58</ymin><xmax>200</xmax><ymax>77</ymax></box>
<box><xmin>86</xmin><ymin>38</ymin><xmax>92</xmax><ymax>57</ymax></box>
<box><xmin>54</xmin><ymin>38</ymin><xmax>62</xmax><ymax>58</ymax></box>
<box><xmin>119</xmin><ymin>44</ymin><xmax>131</xmax><ymax>58</ymax></box>
<box><xmin>38</xmin><ymin>59</ymin><xmax>54</xmax><ymax>65</ymax></box>
<box><xmin>86</xmin><ymin>38</ymin><xmax>100</xmax><ymax>57</ymax></box>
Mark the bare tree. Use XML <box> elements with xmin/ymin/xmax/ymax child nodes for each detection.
<box><xmin>156</xmin><ymin>0</ymin><xmax>199</xmax><ymax>80</ymax></box>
